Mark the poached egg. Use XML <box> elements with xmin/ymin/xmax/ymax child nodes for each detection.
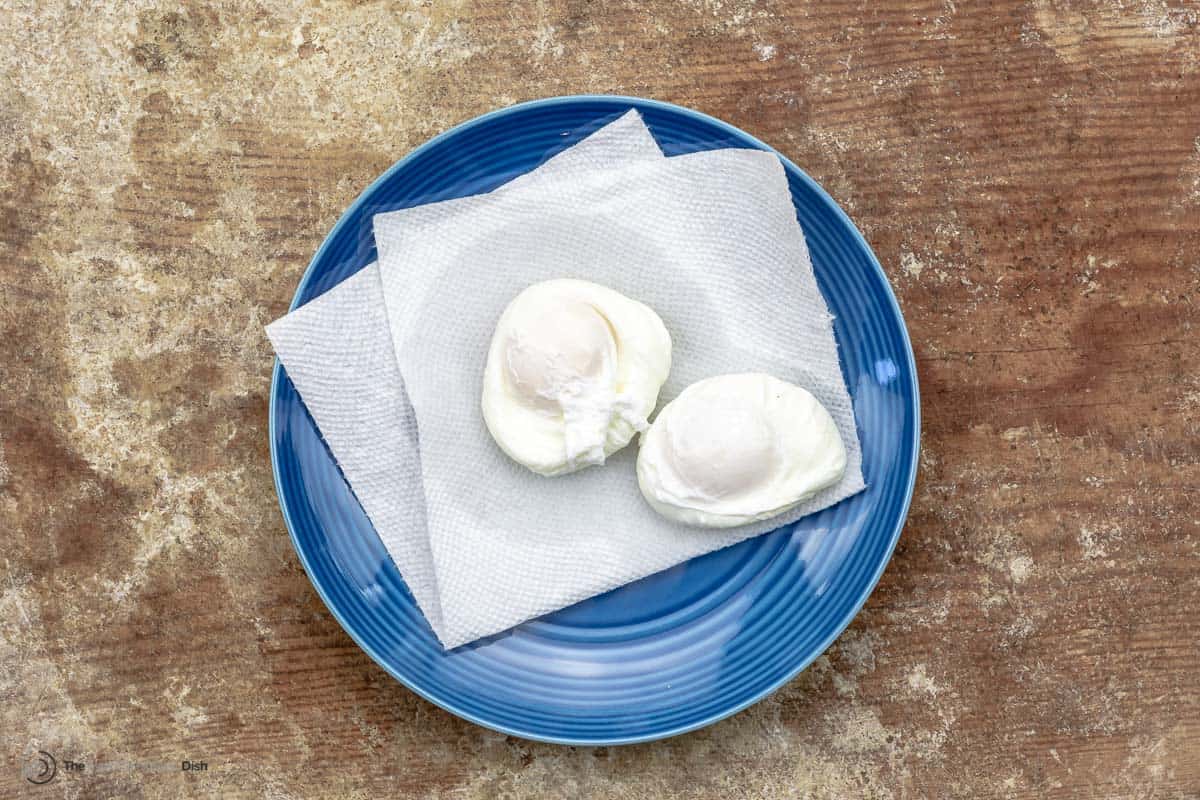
<box><xmin>482</xmin><ymin>279</ymin><xmax>672</xmax><ymax>476</ymax></box>
<box><xmin>637</xmin><ymin>373</ymin><xmax>846</xmax><ymax>527</ymax></box>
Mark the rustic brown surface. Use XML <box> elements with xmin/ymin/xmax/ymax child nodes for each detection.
<box><xmin>3</xmin><ymin>0</ymin><xmax>1199</xmax><ymax>797</ymax></box>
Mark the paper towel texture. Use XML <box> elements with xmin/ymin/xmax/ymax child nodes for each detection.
<box><xmin>374</xmin><ymin>145</ymin><xmax>865</xmax><ymax>648</ymax></box>
<box><xmin>266</xmin><ymin>111</ymin><xmax>663</xmax><ymax>640</ymax></box>
<box><xmin>266</xmin><ymin>265</ymin><xmax>443</xmax><ymax>626</ymax></box>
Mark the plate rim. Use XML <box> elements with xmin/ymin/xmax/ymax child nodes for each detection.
<box><xmin>268</xmin><ymin>94</ymin><xmax>921</xmax><ymax>746</ymax></box>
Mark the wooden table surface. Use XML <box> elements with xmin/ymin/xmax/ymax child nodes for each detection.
<box><xmin>3</xmin><ymin>1</ymin><xmax>1198</xmax><ymax>797</ymax></box>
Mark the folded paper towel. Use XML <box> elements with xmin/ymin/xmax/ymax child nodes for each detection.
<box><xmin>270</xmin><ymin>110</ymin><xmax>865</xmax><ymax>649</ymax></box>
<box><xmin>372</xmin><ymin>120</ymin><xmax>865</xmax><ymax>648</ymax></box>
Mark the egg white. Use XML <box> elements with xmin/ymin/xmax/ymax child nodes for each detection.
<box><xmin>637</xmin><ymin>373</ymin><xmax>847</xmax><ymax>527</ymax></box>
<box><xmin>482</xmin><ymin>279</ymin><xmax>672</xmax><ymax>476</ymax></box>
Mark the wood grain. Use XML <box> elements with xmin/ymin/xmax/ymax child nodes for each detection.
<box><xmin>1</xmin><ymin>1</ymin><xmax>1198</xmax><ymax>797</ymax></box>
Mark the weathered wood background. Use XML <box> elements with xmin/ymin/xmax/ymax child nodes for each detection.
<box><xmin>3</xmin><ymin>1</ymin><xmax>1198</xmax><ymax>797</ymax></box>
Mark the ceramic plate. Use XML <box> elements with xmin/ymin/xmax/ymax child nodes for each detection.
<box><xmin>269</xmin><ymin>96</ymin><xmax>919</xmax><ymax>745</ymax></box>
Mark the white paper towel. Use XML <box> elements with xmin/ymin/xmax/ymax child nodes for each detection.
<box><xmin>266</xmin><ymin>111</ymin><xmax>664</xmax><ymax>638</ymax></box>
<box><xmin>374</xmin><ymin>142</ymin><xmax>865</xmax><ymax>648</ymax></box>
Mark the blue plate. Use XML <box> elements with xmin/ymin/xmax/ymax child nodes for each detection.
<box><xmin>270</xmin><ymin>96</ymin><xmax>919</xmax><ymax>745</ymax></box>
